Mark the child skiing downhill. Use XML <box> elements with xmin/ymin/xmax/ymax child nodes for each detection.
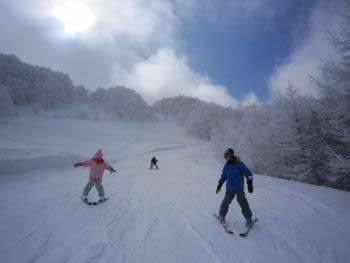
<box><xmin>74</xmin><ymin>149</ymin><xmax>116</xmax><ymax>203</ymax></box>
<box><xmin>216</xmin><ymin>148</ymin><xmax>254</xmax><ymax>228</ymax></box>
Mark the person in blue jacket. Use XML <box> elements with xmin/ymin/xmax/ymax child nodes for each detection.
<box><xmin>216</xmin><ymin>148</ymin><xmax>254</xmax><ymax>227</ymax></box>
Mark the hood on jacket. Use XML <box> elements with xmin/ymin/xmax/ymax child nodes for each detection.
<box><xmin>93</xmin><ymin>149</ymin><xmax>103</xmax><ymax>160</ymax></box>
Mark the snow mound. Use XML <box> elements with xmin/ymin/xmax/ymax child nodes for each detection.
<box><xmin>0</xmin><ymin>153</ymin><xmax>82</xmax><ymax>175</ymax></box>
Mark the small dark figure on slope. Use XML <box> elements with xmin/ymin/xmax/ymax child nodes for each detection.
<box><xmin>150</xmin><ymin>156</ymin><xmax>159</xmax><ymax>170</ymax></box>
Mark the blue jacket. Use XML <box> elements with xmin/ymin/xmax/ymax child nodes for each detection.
<box><xmin>218</xmin><ymin>160</ymin><xmax>253</xmax><ymax>192</ymax></box>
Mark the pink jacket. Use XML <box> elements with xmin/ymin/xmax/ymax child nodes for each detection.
<box><xmin>81</xmin><ymin>160</ymin><xmax>114</xmax><ymax>179</ymax></box>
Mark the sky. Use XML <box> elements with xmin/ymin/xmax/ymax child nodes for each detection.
<box><xmin>0</xmin><ymin>0</ymin><xmax>344</xmax><ymax>107</ymax></box>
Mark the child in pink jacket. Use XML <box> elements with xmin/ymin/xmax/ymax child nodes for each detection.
<box><xmin>74</xmin><ymin>149</ymin><xmax>116</xmax><ymax>202</ymax></box>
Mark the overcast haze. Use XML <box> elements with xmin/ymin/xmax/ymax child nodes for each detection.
<box><xmin>0</xmin><ymin>0</ymin><xmax>344</xmax><ymax>106</ymax></box>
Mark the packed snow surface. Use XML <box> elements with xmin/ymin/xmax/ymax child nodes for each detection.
<box><xmin>0</xmin><ymin>116</ymin><xmax>349</xmax><ymax>263</ymax></box>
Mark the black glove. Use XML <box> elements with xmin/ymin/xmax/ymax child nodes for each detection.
<box><xmin>247</xmin><ymin>180</ymin><xmax>253</xmax><ymax>193</ymax></box>
<box><xmin>216</xmin><ymin>183</ymin><xmax>223</xmax><ymax>194</ymax></box>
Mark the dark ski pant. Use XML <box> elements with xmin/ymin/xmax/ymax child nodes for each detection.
<box><xmin>83</xmin><ymin>177</ymin><xmax>104</xmax><ymax>197</ymax></box>
<box><xmin>219</xmin><ymin>191</ymin><xmax>252</xmax><ymax>220</ymax></box>
<box><xmin>150</xmin><ymin>162</ymin><xmax>158</xmax><ymax>169</ymax></box>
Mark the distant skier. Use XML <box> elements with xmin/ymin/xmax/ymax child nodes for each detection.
<box><xmin>74</xmin><ymin>149</ymin><xmax>116</xmax><ymax>203</ymax></box>
<box><xmin>150</xmin><ymin>156</ymin><xmax>159</xmax><ymax>170</ymax></box>
<box><xmin>216</xmin><ymin>148</ymin><xmax>254</xmax><ymax>227</ymax></box>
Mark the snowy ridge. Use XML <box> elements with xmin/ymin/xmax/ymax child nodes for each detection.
<box><xmin>143</xmin><ymin>144</ymin><xmax>187</xmax><ymax>154</ymax></box>
<box><xmin>0</xmin><ymin>116</ymin><xmax>349</xmax><ymax>263</ymax></box>
<box><xmin>0</xmin><ymin>153</ymin><xmax>83</xmax><ymax>175</ymax></box>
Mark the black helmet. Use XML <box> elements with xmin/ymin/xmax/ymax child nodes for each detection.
<box><xmin>224</xmin><ymin>148</ymin><xmax>234</xmax><ymax>159</ymax></box>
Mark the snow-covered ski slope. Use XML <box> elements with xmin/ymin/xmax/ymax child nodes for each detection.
<box><xmin>1</xmin><ymin>116</ymin><xmax>349</xmax><ymax>263</ymax></box>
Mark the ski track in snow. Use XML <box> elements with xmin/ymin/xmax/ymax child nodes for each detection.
<box><xmin>143</xmin><ymin>217</ymin><xmax>159</xmax><ymax>243</ymax></box>
<box><xmin>182</xmin><ymin>214</ymin><xmax>223</xmax><ymax>263</ymax></box>
<box><xmin>0</xmin><ymin>117</ymin><xmax>350</xmax><ymax>263</ymax></box>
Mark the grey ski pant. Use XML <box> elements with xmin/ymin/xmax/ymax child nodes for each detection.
<box><xmin>219</xmin><ymin>191</ymin><xmax>252</xmax><ymax>220</ymax></box>
<box><xmin>82</xmin><ymin>177</ymin><xmax>104</xmax><ymax>197</ymax></box>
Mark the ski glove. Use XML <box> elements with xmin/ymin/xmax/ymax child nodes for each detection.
<box><xmin>74</xmin><ymin>162</ymin><xmax>82</xmax><ymax>167</ymax></box>
<box><xmin>216</xmin><ymin>183</ymin><xmax>223</xmax><ymax>194</ymax></box>
<box><xmin>247</xmin><ymin>180</ymin><xmax>253</xmax><ymax>193</ymax></box>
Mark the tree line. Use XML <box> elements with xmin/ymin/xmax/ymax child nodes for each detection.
<box><xmin>0</xmin><ymin>54</ymin><xmax>154</xmax><ymax>121</ymax></box>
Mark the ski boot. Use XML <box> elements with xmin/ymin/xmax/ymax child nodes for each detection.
<box><xmin>246</xmin><ymin>218</ymin><xmax>253</xmax><ymax>228</ymax></box>
<box><xmin>80</xmin><ymin>195</ymin><xmax>88</xmax><ymax>203</ymax></box>
<box><xmin>218</xmin><ymin>215</ymin><xmax>226</xmax><ymax>224</ymax></box>
<box><xmin>99</xmin><ymin>196</ymin><xmax>107</xmax><ymax>203</ymax></box>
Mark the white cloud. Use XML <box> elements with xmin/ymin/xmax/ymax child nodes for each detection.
<box><xmin>52</xmin><ymin>2</ymin><xmax>96</xmax><ymax>35</ymax></box>
<box><xmin>28</xmin><ymin>0</ymin><xmax>177</xmax><ymax>47</ymax></box>
<box><xmin>0</xmin><ymin>0</ymin><xmax>178</xmax><ymax>88</ymax></box>
<box><xmin>268</xmin><ymin>1</ymin><xmax>342</xmax><ymax>98</ymax></box>
<box><xmin>241</xmin><ymin>92</ymin><xmax>259</xmax><ymax>106</ymax></box>
<box><xmin>115</xmin><ymin>48</ymin><xmax>241</xmax><ymax>106</ymax></box>
<box><xmin>0</xmin><ymin>0</ymin><xmax>263</xmax><ymax>107</ymax></box>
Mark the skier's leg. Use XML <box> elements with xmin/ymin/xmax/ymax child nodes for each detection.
<box><xmin>95</xmin><ymin>178</ymin><xmax>105</xmax><ymax>199</ymax></box>
<box><xmin>219</xmin><ymin>191</ymin><xmax>235</xmax><ymax>218</ymax></box>
<box><xmin>82</xmin><ymin>177</ymin><xmax>95</xmax><ymax>197</ymax></box>
<box><xmin>155</xmin><ymin>163</ymin><xmax>158</xmax><ymax>169</ymax></box>
<box><xmin>236</xmin><ymin>191</ymin><xmax>253</xmax><ymax>220</ymax></box>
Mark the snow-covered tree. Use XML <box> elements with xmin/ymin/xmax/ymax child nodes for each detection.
<box><xmin>91</xmin><ymin>86</ymin><xmax>155</xmax><ymax>121</ymax></box>
<box><xmin>72</xmin><ymin>85</ymin><xmax>89</xmax><ymax>104</ymax></box>
<box><xmin>154</xmin><ymin>96</ymin><xmax>234</xmax><ymax>140</ymax></box>
<box><xmin>0</xmin><ymin>83</ymin><xmax>15</xmax><ymax>116</ymax></box>
<box><xmin>270</xmin><ymin>86</ymin><xmax>312</xmax><ymax>181</ymax></box>
<box><xmin>313</xmin><ymin>2</ymin><xmax>350</xmax><ymax>189</ymax></box>
<box><xmin>0</xmin><ymin>53</ymin><xmax>77</xmax><ymax>109</ymax></box>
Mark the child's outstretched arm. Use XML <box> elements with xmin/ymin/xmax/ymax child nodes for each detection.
<box><xmin>74</xmin><ymin>162</ymin><xmax>82</xmax><ymax>167</ymax></box>
<box><xmin>109</xmin><ymin>166</ymin><xmax>116</xmax><ymax>173</ymax></box>
<box><xmin>105</xmin><ymin>163</ymin><xmax>116</xmax><ymax>174</ymax></box>
<box><xmin>74</xmin><ymin>160</ymin><xmax>92</xmax><ymax>168</ymax></box>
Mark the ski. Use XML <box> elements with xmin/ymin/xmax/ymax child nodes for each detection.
<box><xmin>239</xmin><ymin>218</ymin><xmax>258</xmax><ymax>237</ymax></box>
<box><xmin>213</xmin><ymin>213</ymin><xmax>234</xmax><ymax>234</ymax></box>
<box><xmin>81</xmin><ymin>198</ymin><xmax>97</xmax><ymax>206</ymax></box>
<box><xmin>81</xmin><ymin>197</ymin><xmax>109</xmax><ymax>206</ymax></box>
<box><xmin>98</xmin><ymin>197</ymin><xmax>109</xmax><ymax>204</ymax></box>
